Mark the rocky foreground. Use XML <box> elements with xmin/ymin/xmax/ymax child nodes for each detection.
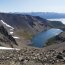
<box><xmin>0</xmin><ymin>47</ymin><xmax>65</xmax><ymax>65</ymax></box>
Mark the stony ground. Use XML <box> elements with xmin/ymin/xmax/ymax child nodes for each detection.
<box><xmin>0</xmin><ymin>47</ymin><xmax>65</xmax><ymax>65</ymax></box>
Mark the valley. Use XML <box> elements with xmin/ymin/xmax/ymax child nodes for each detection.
<box><xmin>0</xmin><ymin>12</ymin><xmax>65</xmax><ymax>65</ymax></box>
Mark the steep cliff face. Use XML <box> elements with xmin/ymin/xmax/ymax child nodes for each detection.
<box><xmin>0</xmin><ymin>25</ymin><xmax>18</xmax><ymax>47</ymax></box>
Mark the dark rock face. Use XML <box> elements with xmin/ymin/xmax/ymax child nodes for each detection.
<box><xmin>52</xmin><ymin>32</ymin><xmax>65</xmax><ymax>43</ymax></box>
<box><xmin>0</xmin><ymin>25</ymin><xmax>18</xmax><ymax>47</ymax></box>
<box><xmin>56</xmin><ymin>53</ymin><xmax>63</xmax><ymax>59</ymax></box>
<box><xmin>63</xmin><ymin>50</ymin><xmax>65</xmax><ymax>53</ymax></box>
<box><xmin>58</xmin><ymin>32</ymin><xmax>65</xmax><ymax>41</ymax></box>
<box><xmin>0</xmin><ymin>26</ymin><xmax>9</xmax><ymax>36</ymax></box>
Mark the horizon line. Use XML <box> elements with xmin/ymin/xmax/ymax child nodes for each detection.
<box><xmin>0</xmin><ymin>11</ymin><xmax>65</xmax><ymax>14</ymax></box>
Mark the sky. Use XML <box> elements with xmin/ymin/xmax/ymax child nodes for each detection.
<box><xmin>0</xmin><ymin>0</ymin><xmax>65</xmax><ymax>13</ymax></box>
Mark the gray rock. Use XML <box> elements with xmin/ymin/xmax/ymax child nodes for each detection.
<box><xmin>18</xmin><ymin>56</ymin><xmax>24</xmax><ymax>61</ymax></box>
<box><xmin>56</xmin><ymin>54</ymin><xmax>63</xmax><ymax>59</ymax></box>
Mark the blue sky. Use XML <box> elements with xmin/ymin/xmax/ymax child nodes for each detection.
<box><xmin>0</xmin><ymin>0</ymin><xmax>65</xmax><ymax>13</ymax></box>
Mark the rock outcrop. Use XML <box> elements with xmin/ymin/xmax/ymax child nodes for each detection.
<box><xmin>0</xmin><ymin>25</ymin><xmax>18</xmax><ymax>47</ymax></box>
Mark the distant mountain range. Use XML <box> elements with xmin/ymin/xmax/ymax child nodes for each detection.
<box><xmin>21</xmin><ymin>12</ymin><xmax>65</xmax><ymax>19</ymax></box>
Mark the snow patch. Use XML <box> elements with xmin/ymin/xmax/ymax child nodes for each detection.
<box><xmin>10</xmin><ymin>32</ymin><xmax>14</xmax><ymax>34</ymax></box>
<box><xmin>13</xmin><ymin>36</ymin><xmax>20</xmax><ymax>39</ymax></box>
<box><xmin>0</xmin><ymin>20</ymin><xmax>20</xmax><ymax>40</ymax></box>
<box><xmin>0</xmin><ymin>20</ymin><xmax>14</xmax><ymax>30</ymax></box>
<box><xmin>0</xmin><ymin>47</ymin><xmax>20</xmax><ymax>50</ymax></box>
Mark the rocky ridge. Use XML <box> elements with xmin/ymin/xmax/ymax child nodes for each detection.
<box><xmin>0</xmin><ymin>25</ymin><xmax>18</xmax><ymax>47</ymax></box>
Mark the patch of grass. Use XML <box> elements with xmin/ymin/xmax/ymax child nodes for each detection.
<box><xmin>16</xmin><ymin>31</ymin><xmax>33</xmax><ymax>40</ymax></box>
